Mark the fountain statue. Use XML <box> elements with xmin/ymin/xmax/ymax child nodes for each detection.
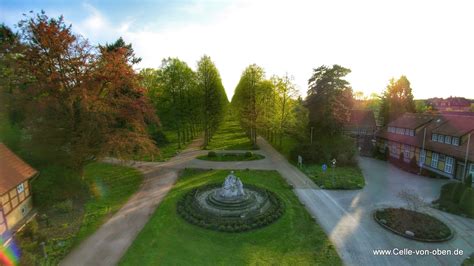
<box><xmin>177</xmin><ymin>170</ymin><xmax>284</xmax><ymax>232</ymax></box>
<box><xmin>220</xmin><ymin>171</ymin><xmax>245</xmax><ymax>198</ymax></box>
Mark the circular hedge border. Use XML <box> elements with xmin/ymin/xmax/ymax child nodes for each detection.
<box><xmin>197</xmin><ymin>152</ymin><xmax>265</xmax><ymax>162</ymax></box>
<box><xmin>177</xmin><ymin>183</ymin><xmax>285</xmax><ymax>233</ymax></box>
<box><xmin>373</xmin><ymin>208</ymin><xmax>454</xmax><ymax>242</ymax></box>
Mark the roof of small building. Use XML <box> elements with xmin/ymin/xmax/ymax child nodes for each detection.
<box><xmin>0</xmin><ymin>143</ymin><xmax>38</xmax><ymax>195</ymax></box>
<box><xmin>346</xmin><ymin>110</ymin><xmax>376</xmax><ymax>128</ymax></box>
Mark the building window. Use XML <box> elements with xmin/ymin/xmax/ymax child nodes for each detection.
<box><xmin>445</xmin><ymin>135</ymin><xmax>451</xmax><ymax>144</ymax></box>
<box><xmin>469</xmin><ymin>163</ymin><xmax>474</xmax><ymax>178</ymax></box>
<box><xmin>445</xmin><ymin>157</ymin><xmax>454</xmax><ymax>174</ymax></box>
<box><xmin>452</xmin><ymin>137</ymin><xmax>459</xmax><ymax>146</ymax></box>
<box><xmin>432</xmin><ymin>133</ymin><xmax>438</xmax><ymax>141</ymax></box>
<box><xmin>437</xmin><ymin>134</ymin><xmax>444</xmax><ymax>143</ymax></box>
<box><xmin>420</xmin><ymin>150</ymin><xmax>426</xmax><ymax>164</ymax></box>
<box><xmin>431</xmin><ymin>153</ymin><xmax>439</xmax><ymax>168</ymax></box>
<box><xmin>439</xmin><ymin>154</ymin><xmax>445</xmax><ymax>162</ymax></box>
<box><xmin>404</xmin><ymin>129</ymin><xmax>410</xmax><ymax>135</ymax></box>
<box><xmin>410</xmin><ymin>129</ymin><xmax>415</xmax><ymax>136</ymax></box>
<box><xmin>403</xmin><ymin>145</ymin><xmax>410</xmax><ymax>161</ymax></box>
<box><xmin>17</xmin><ymin>183</ymin><xmax>24</xmax><ymax>194</ymax></box>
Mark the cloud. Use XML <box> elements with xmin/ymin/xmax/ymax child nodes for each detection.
<box><xmin>74</xmin><ymin>0</ymin><xmax>474</xmax><ymax>99</ymax></box>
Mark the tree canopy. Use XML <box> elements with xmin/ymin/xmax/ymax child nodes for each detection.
<box><xmin>305</xmin><ymin>65</ymin><xmax>353</xmax><ymax>136</ymax></box>
<box><xmin>379</xmin><ymin>76</ymin><xmax>415</xmax><ymax>125</ymax></box>
<box><xmin>1</xmin><ymin>12</ymin><xmax>157</xmax><ymax>172</ymax></box>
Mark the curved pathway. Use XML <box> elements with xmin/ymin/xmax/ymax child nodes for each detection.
<box><xmin>62</xmin><ymin>136</ymin><xmax>474</xmax><ymax>266</ymax></box>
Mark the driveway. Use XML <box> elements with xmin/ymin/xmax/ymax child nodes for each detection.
<box><xmin>274</xmin><ymin>147</ymin><xmax>474</xmax><ymax>266</ymax></box>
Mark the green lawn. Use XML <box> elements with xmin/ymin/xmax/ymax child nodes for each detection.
<box><xmin>206</xmin><ymin>115</ymin><xmax>254</xmax><ymax>150</ymax></box>
<box><xmin>17</xmin><ymin>162</ymin><xmax>143</xmax><ymax>264</ymax></box>
<box><xmin>120</xmin><ymin>169</ymin><xmax>341</xmax><ymax>265</ymax></box>
<box><xmin>303</xmin><ymin>164</ymin><xmax>365</xmax><ymax>189</ymax></box>
<box><xmin>197</xmin><ymin>152</ymin><xmax>264</xmax><ymax>161</ymax></box>
<box><xmin>75</xmin><ymin>163</ymin><xmax>143</xmax><ymax>241</ymax></box>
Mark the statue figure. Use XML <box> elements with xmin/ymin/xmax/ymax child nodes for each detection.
<box><xmin>220</xmin><ymin>171</ymin><xmax>245</xmax><ymax>198</ymax></box>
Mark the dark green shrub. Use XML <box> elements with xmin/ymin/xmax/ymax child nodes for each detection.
<box><xmin>451</xmin><ymin>183</ymin><xmax>467</xmax><ymax>204</ymax></box>
<box><xmin>20</xmin><ymin>219</ymin><xmax>39</xmax><ymax>240</ymax></box>
<box><xmin>459</xmin><ymin>188</ymin><xmax>474</xmax><ymax>218</ymax></box>
<box><xmin>208</xmin><ymin>151</ymin><xmax>217</xmax><ymax>158</ymax></box>
<box><xmin>465</xmin><ymin>174</ymin><xmax>473</xmax><ymax>187</ymax></box>
<box><xmin>244</xmin><ymin>151</ymin><xmax>253</xmax><ymax>158</ymax></box>
<box><xmin>438</xmin><ymin>182</ymin><xmax>457</xmax><ymax>203</ymax></box>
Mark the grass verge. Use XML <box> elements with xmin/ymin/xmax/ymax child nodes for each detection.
<box><xmin>303</xmin><ymin>164</ymin><xmax>365</xmax><ymax>189</ymax></box>
<box><xmin>15</xmin><ymin>162</ymin><xmax>143</xmax><ymax>265</ymax></box>
<box><xmin>120</xmin><ymin>169</ymin><xmax>341</xmax><ymax>265</ymax></box>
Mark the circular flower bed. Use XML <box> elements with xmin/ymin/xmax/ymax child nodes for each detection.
<box><xmin>374</xmin><ymin>208</ymin><xmax>454</xmax><ymax>242</ymax></box>
<box><xmin>177</xmin><ymin>183</ymin><xmax>284</xmax><ymax>232</ymax></box>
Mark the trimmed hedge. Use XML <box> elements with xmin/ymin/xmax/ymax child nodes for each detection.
<box><xmin>436</xmin><ymin>182</ymin><xmax>474</xmax><ymax>218</ymax></box>
<box><xmin>177</xmin><ymin>183</ymin><xmax>285</xmax><ymax>233</ymax></box>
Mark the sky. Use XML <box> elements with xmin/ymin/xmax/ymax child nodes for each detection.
<box><xmin>1</xmin><ymin>0</ymin><xmax>474</xmax><ymax>100</ymax></box>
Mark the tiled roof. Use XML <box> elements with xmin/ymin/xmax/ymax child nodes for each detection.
<box><xmin>431</xmin><ymin>115</ymin><xmax>474</xmax><ymax>137</ymax></box>
<box><xmin>346</xmin><ymin>110</ymin><xmax>376</xmax><ymax>128</ymax></box>
<box><xmin>387</xmin><ymin>113</ymin><xmax>434</xmax><ymax>129</ymax></box>
<box><xmin>377</xmin><ymin>113</ymin><xmax>474</xmax><ymax>161</ymax></box>
<box><xmin>0</xmin><ymin>143</ymin><xmax>37</xmax><ymax>195</ymax></box>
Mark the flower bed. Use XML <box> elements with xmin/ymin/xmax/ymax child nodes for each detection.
<box><xmin>373</xmin><ymin>208</ymin><xmax>453</xmax><ymax>242</ymax></box>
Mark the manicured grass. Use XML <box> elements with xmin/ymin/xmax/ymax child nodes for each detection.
<box><xmin>206</xmin><ymin>115</ymin><xmax>254</xmax><ymax>150</ymax></box>
<box><xmin>197</xmin><ymin>152</ymin><xmax>264</xmax><ymax>161</ymax></box>
<box><xmin>303</xmin><ymin>164</ymin><xmax>365</xmax><ymax>189</ymax></box>
<box><xmin>16</xmin><ymin>162</ymin><xmax>143</xmax><ymax>264</ymax></box>
<box><xmin>120</xmin><ymin>169</ymin><xmax>341</xmax><ymax>265</ymax></box>
<box><xmin>75</xmin><ymin>163</ymin><xmax>143</xmax><ymax>242</ymax></box>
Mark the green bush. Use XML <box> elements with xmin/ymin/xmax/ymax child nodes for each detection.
<box><xmin>451</xmin><ymin>183</ymin><xmax>467</xmax><ymax>204</ymax></box>
<box><xmin>244</xmin><ymin>151</ymin><xmax>253</xmax><ymax>158</ymax></box>
<box><xmin>465</xmin><ymin>174</ymin><xmax>473</xmax><ymax>187</ymax></box>
<box><xmin>438</xmin><ymin>182</ymin><xmax>457</xmax><ymax>203</ymax></box>
<box><xmin>208</xmin><ymin>151</ymin><xmax>217</xmax><ymax>158</ymax></box>
<box><xmin>20</xmin><ymin>219</ymin><xmax>39</xmax><ymax>240</ymax></box>
<box><xmin>459</xmin><ymin>188</ymin><xmax>474</xmax><ymax>218</ymax></box>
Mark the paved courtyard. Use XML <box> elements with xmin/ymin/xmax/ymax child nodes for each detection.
<box><xmin>62</xmin><ymin>137</ymin><xmax>474</xmax><ymax>266</ymax></box>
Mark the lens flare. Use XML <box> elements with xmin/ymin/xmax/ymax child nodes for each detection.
<box><xmin>0</xmin><ymin>237</ymin><xmax>20</xmax><ymax>266</ymax></box>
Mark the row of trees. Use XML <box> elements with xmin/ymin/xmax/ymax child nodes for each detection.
<box><xmin>231</xmin><ymin>65</ymin><xmax>307</xmax><ymax>148</ymax></box>
<box><xmin>0</xmin><ymin>13</ymin><xmax>158</xmax><ymax>174</ymax></box>
<box><xmin>140</xmin><ymin>56</ymin><xmax>227</xmax><ymax>148</ymax></box>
